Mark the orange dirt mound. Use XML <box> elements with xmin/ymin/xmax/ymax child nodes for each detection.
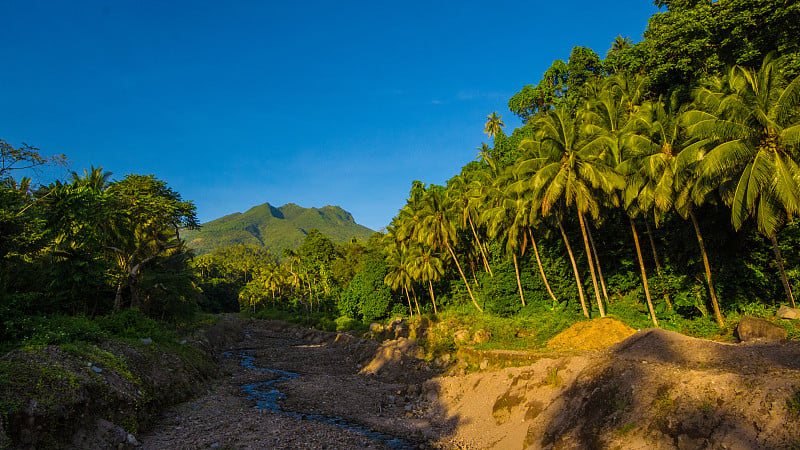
<box><xmin>546</xmin><ymin>317</ymin><xmax>636</xmax><ymax>351</ymax></box>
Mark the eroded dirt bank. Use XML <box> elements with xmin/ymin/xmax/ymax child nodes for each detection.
<box><xmin>138</xmin><ymin>317</ymin><xmax>800</xmax><ymax>449</ymax></box>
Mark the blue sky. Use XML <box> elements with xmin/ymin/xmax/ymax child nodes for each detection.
<box><xmin>0</xmin><ymin>0</ymin><xmax>658</xmax><ymax>231</ymax></box>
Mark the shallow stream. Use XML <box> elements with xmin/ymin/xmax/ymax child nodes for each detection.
<box><xmin>226</xmin><ymin>350</ymin><xmax>414</xmax><ymax>449</ymax></box>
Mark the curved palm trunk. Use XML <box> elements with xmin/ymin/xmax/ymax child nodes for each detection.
<box><xmin>558</xmin><ymin>217</ymin><xmax>589</xmax><ymax>318</ymax></box>
<box><xmin>403</xmin><ymin>285</ymin><xmax>414</xmax><ymax>317</ymax></box>
<box><xmin>644</xmin><ymin>219</ymin><xmax>664</xmax><ymax>275</ymax></box>
<box><xmin>770</xmin><ymin>234</ymin><xmax>796</xmax><ymax>308</ymax></box>
<box><xmin>445</xmin><ymin>242</ymin><xmax>483</xmax><ymax>313</ymax></box>
<box><xmin>428</xmin><ymin>279</ymin><xmax>438</xmax><ymax>315</ymax></box>
<box><xmin>645</xmin><ymin>219</ymin><xmax>672</xmax><ymax>309</ymax></box>
<box><xmin>512</xmin><ymin>253</ymin><xmax>526</xmax><ymax>307</ymax></box>
<box><xmin>585</xmin><ymin>223</ymin><xmax>609</xmax><ymax>302</ymax></box>
<box><xmin>578</xmin><ymin>211</ymin><xmax>605</xmax><ymax>317</ymax></box>
<box><xmin>410</xmin><ymin>284</ymin><xmax>421</xmax><ymax>316</ymax></box>
<box><xmin>631</xmin><ymin>217</ymin><xmax>658</xmax><ymax>327</ymax></box>
<box><xmin>468</xmin><ymin>212</ymin><xmax>493</xmax><ymax>277</ymax></box>
<box><xmin>688</xmin><ymin>208</ymin><xmax>724</xmax><ymax>328</ymax></box>
<box><xmin>529</xmin><ymin>228</ymin><xmax>558</xmax><ymax>306</ymax></box>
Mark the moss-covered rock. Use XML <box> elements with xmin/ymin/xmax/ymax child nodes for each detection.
<box><xmin>0</xmin><ymin>334</ymin><xmax>220</xmax><ymax>448</ymax></box>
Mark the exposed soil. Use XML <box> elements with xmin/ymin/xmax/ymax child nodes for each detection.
<box><xmin>134</xmin><ymin>316</ymin><xmax>800</xmax><ymax>449</ymax></box>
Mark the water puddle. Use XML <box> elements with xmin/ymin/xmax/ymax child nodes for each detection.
<box><xmin>225</xmin><ymin>350</ymin><xmax>415</xmax><ymax>449</ymax></box>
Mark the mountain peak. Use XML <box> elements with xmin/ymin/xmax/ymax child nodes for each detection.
<box><xmin>183</xmin><ymin>202</ymin><xmax>374</xmax><ymax>255</ymax></box>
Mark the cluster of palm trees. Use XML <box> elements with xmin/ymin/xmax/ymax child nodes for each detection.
<box><xmin>382</xmin><ymin>55</ymin><xmax>800</xmax><ymax>328</ymax></box>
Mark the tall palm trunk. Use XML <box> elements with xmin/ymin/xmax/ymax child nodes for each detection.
<box><xmin>631</xmin><ymin>217</ymin><xmax>658</xmax><ymax>327</ymax></box>
<box><xmin>770</xmin><ymin>234</ymin><xmax>796</xmax><ymax>308</ymax></box>
<box><xmin>445</xmin><ymin>242</ymin><xmax>483</xmax><ymax>313</ymax></box>
<box><xmin>586</xmin><ymin>223</ymin><xmax>609</xmax><ymax>302</ymax></box>
<box><xmin>644</xmin><ymin>219</ymin><xmax>664</xmax><ymax>276</ymax></box>
<box><xmin>645</xmin><ymin>218</ymin><xmax>672</xmax><ymax>309</ymax></box>
<box><xmin>688</xmin><ymin>207</ymin><xmax>724</xmax><ymax>328</ymax></box>
<box><xmin>428</xmin><ymin>280</ymin><xmax>438</xmax><ymax>315</ymax></box>
<box><xmin>558</xmin><ymin>217</ymin><xmax>589</xmax><ymax>318</ymax></box>
<box><xmin>528</xmin><ymin>228</ymin><xmax>558</xmax><ymax>306</ymax></box>
<box><xmin>404</xmin><ymin>285</ymin><xmax>414</xmax><ymax>317</ymax></box>
<box><xmin>578</xmin><ymin>211</ymin><xmax>605</xmax><ymax>317</ymax></box>
<box><xmin>512</xmin><ymin>253</ymin><xmax>526</xmax><ymax>306</ymax></box>
<box><xmin>467</xmin><ymin>212</ymin><xmax>493</xmax><ymax>276</ymax></box>
<box><xmin>410</xmin><ymin>284</ymin><xmax>421</xmax><ymax>316</ymax></box>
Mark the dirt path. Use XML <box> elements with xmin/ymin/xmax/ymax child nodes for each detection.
<box><xmin>139</xmin><ymin>317</ymin><xmax>800</xmax><ymax>449</ymax></box>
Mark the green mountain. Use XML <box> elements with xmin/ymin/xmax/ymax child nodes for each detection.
<box><xmin>182</xmin><ymin>202</ymin><xmax>375</xmax><ymax>256</ymax></box>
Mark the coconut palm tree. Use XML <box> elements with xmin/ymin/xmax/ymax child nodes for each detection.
<box><xmin>484</xmin><ymin>112</ymin><xmax>505</xmax><ymax>139</ymax></box>
<box><xmin>71</xmin><ymin>166</ymin><xmax>113</xmax><ymax>191</ymax></box>
<box><xmin>585</xmin><ymin>74</ymin><xmax>659</xmax><ymax>326</ymax></box>
<box><xmin>417</xmin><ymin>189</ymin><xmax>483</xmax><ymax>312</ymax></box>
<box><xmin>447</xmin><ymin>173</ymin><xmax>492</xmax><ymax>276</ymax></box>
<box><xmin>384</xmin><ymin>246</ymin><xmax>419</xmax><ymax>316</ymax></box>
<box><xmin>684</xmin><ymin>55</ymin><xmax>800</xmax><ymax>307</ymax></box>
<box><xmin>408</xmin><ymin>245</ymin><xmax>444</xmax><ymax>315</ymax></box>
<box><xmin>519</xmin><ymin>107</ymin><xmax>624</xmax><ymax>317</ymax></box>
<box><xmin>476</xmin><ymin>143</ymin><xmax>492</xmax><ymax>164</ymax></box>
<box><xmin>516</xmin><ymin>138</ymin><xmax>589</xmax><ymax>317</ymax></box>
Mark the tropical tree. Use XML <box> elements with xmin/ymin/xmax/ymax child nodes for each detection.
<box><xmin>585</xmin><ymin>74</ymin><xmax>659</xmax><ymax>326</ymax></box>
<box><xmin>519</xmin><ymin>107</ymin><xmax>624</xmax><ymax>317</ymax></box>
<box><xmin>447</xmin><ymin>173</ymin><xmax>492</xmax><ymax>276</ymax></box>
<box><xmin>408</xmin><ymin>246</ymin><xmax>444</xmax><ymax>315</ymax></box>
<box><xmin>104</xmin><ymin>175</ymin><xmax>199</xmax><ymax>310</ymax></box>
<box><xmin>417</xmin><ymin>189</ymin><xmax>484</xmax><ymax>312</ymax></box>
<box><xmin>484</xmin><ymin>112</ymin><xmax>505</xmax><ymax>139</ymax></box>
<box><xmin>384</xmin><ymin>246</ymin><xmax>419</xmax><ymax>316</ymax></box>
<box><xmin>685</xmin><ymin>55</ymin><xmax>800</xmax><ymax>307</ymax></box>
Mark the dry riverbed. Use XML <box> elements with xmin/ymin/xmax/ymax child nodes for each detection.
<box><xmin>135</xmin><ymin>316</ymin><xmax>800</xmax><ymax>449</ymax></box>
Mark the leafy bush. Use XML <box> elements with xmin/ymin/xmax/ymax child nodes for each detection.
<box><xmin>334</xmin><ymin>316</ymin><xmax>365</xmax><ymax>332</ymax></box>
<box><xmin>95</xmin><ymin>308</ymin><xmax>173</xmax><ymax>342</ymax></box>
<box><xmin>17</xmin><ymin>314</ymin><xmax>107</xmax><ymax>347</ymax></box>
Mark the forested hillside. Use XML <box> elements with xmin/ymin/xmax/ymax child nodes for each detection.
<box><xmin>182</xmin><ymin>202</ymin><xmax>374</xmax><ymax>256</ymax></box>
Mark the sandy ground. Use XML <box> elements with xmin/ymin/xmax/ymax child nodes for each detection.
<box><xmin>138</xmin><ymin>317</ymin><xmax>800</xmax><ymax>449</ymax></box>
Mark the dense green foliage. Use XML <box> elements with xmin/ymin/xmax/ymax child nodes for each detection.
<box><xmin>1</xmin><ymin>145</ymin><xmax>202</xmax><ymax>348</ymax></box>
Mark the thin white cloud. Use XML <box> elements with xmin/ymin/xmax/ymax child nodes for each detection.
<box><xmin>456</xmin><ymin>90</ymin><xmax>503</xmax><ymax>101</ymax></box>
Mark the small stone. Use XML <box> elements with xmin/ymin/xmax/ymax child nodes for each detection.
<box><xmin>91</xmin><ymin>366</ymin><xmax>102</xmax><ymax>373</ymax></box>
<box><xmin>453</xmin><ymin>329</ymin><xmax>470</xmax><ymax>344</ymax></box>
<box><xmin>472</xmin><ymin>329</ymin><xmax>492</xmax><ymax>344</ymax></box>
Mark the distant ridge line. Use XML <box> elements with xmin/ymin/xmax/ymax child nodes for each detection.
<box><xmin>182</xmin><ymin>202</ymin><xmax>375</xmax><ymax>256</ymax></box>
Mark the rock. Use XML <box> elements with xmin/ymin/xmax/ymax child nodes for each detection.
<box><xmin>453</xmin><ymin>329</ymin><xmax>470</xmax><ymax>345</ymax></box>
<box><xmin>388</xmin><ymin>318</ymin><xmax>410</xmax><ymax>339</ymax></box>
<box><xmin>425</xmin><ymin>389</ymin><xmax>438</xmax><ymax>402</ymax></box>
<box><xmin>472</xmin><ymin>329</ymin><xmax>491</xmax><ymax>344</ymax></box>
<box><xmin>140</xmin><ymin>337</ymin><xmax>153</xmax><ymax>344</ymax></box>
<box><xmin>91</xmin><ymin>365</ymin><xmax>103</xmax><ymax>373</ymax></box>
<box><xmin>737</xmin><ymin>315</ymin><xmax>787</xmax><ymax>342</ymax></box>
<box><xmin>126</xmin><ymin>434</ymin><xmax>139</xmax><ymax>446</ymax></box>
<box><xmin>777</xmin><ymin>305</ymin><xmax>800</xmax><ymax>320</ymax></box>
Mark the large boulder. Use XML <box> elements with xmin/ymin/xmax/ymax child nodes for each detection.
<box><xmin>777</xmin><ymin>305</ymin><xmax>800</xmax><ymax>320</ymax></box>
<box><xmin>737</xmin><ymin>316</ymin><xmax>787</xmax><ymax>342</ymax></box>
